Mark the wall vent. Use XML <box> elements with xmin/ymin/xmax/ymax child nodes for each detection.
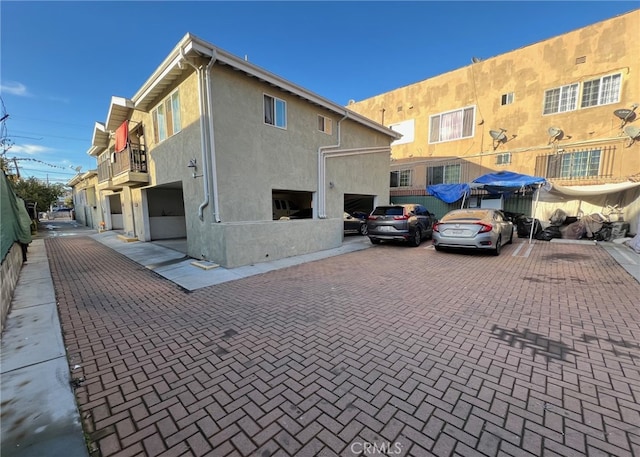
<box><xmin>575</xmin><ymin>56</ymin><xmax>586</xmax><ymax>64</ymax></box>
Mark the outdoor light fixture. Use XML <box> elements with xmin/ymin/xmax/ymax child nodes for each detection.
<box><xmin>187</xmin><ymin>159</ymin><xmax>201</xmax><ymax>178</ymax></box>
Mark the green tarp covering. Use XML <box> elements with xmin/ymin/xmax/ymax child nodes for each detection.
<box><xmin>1</xmin><ymin>171</ymin><xmax>33</xmax><ymax>262</ymax></box>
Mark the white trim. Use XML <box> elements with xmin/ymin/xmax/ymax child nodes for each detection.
<box><xmin>129</xmin><ymin>33</ymin><xmax>399</xmax><ymax>140</ymax></box>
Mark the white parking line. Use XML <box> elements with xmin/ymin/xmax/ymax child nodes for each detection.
<box><xmin>512</xmin><ymin>242</ymin><xmax>535</xmax><ymax>258</ymax></box>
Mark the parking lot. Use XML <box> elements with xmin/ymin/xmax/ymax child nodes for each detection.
<box><xmin>46</xmin><ymin>236</ymin><xmax>640</xmax><ymax>456</ymax></box>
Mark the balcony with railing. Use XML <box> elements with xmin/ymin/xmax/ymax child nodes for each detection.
<box><xmin>534</xmin><ymin>146</ymin><xmax>623</xmax><ymax>185</ymax></box>
<box><xmin>97</xmin><ymin>153</ymin><xmax>120</xmax><ymax>190</ymax></box>
<box><xmin>111</xmin><ymin>143</ymin><xmax>148</xmax><ymax>187</ymax></box>
<box><xmin>97</xmin><ymin>143</ymin><xmax>149</xmax><ymax>188</ymax></box>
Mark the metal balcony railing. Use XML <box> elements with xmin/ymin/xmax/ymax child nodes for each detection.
<box><xmin>534</xmin><ymin>146</ymin><xmax>617</xmax><ymax>182</ymax></box>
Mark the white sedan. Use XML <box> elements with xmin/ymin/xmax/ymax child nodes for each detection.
<box><xmin>432</xmin><ymin>209</ymin><xmax>514</xmax><ymax>255</ymax></box>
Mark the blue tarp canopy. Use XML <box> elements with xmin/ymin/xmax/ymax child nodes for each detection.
<box><xmin>471</xmin><ymin>171</ymin><xmax>546</xmax><ymax>193</ymax></box>
<box><xmin>428</xmin><ymin>171</ymin><xmax>547</xmax><ymax>203</ymax></box>
<box><xmin>426</xmin><ymin>183</ymin><xmax>470</xmax><ymax>203</ymax></box>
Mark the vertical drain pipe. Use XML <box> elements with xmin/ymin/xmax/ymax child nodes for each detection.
<box><xmin>204</xmin><ymin>50</ymin><xmax>221</xmax><ymax>222</ymax></box>
<box><xmin>180</xmin><ymin>48</ymin><xmax>213</xmax><ymax>221</ymax></box>
<box><xmin>317</xmin><ymin>113</ymin><xmax>347</xmax><ymax>219</ymax></box>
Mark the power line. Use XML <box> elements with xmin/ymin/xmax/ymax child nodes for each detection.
<box><xmin>11</xmin><ymin>129</ymin><xmax>88</xmax><ymax>142</ymax></box>
<box><xmin>18</xmin><ymin>167</ymin><xmax>77</xmax><ymax>176</ymax></box>
<box><xmin>12</xmin><ymin>157</ymin><xmax>71</xmax><ymax>170</ymax></box>
<box><xmin>8</xmin><ymin>114</ymin><xmax>93</xmax><ymax>129</ymax></box>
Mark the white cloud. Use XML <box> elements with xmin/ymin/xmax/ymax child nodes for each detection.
<box><xmin>0</xmin><ymin>81</ymin><xmax>31</xmax><ymax>97</ymax></box>
<box><xmin>9</xmin><ymin>144</ymin><xmax>54</xmax><ymax>155</ymax></box>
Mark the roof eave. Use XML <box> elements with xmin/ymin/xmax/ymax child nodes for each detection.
<box><xmin>105</xmin><ymin>96</ymin><xmax>135</xmax><ymax>132</ymax></box>
<box><xmin>132</xmin><ymin>33</ymin><xmax>399</xmax><ymax>139</ymax></box>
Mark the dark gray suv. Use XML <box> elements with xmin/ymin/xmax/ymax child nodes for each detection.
<box><xmin>367</xmin><ymin>204</ymin><xmax>436</xmax><ymax>247</ymax></box>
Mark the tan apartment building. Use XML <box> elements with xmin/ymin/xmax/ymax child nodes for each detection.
<box><xmin>83</xmin><ymin>33</ymin><xmax>398</xmax><ymax>268</ymax></box>
<box><xmin>68</xmin><ymin>170</ymin><xmax>99</xmax><ymax>230</ymax></box>
<box><xmin>347</xmin><ymin>9</ymin><xmax>640</xmax><ymax>233</ymax></box>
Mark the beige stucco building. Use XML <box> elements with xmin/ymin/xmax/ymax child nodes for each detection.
<box><xmin>347</xmin><ymin>9</ymin><xmax>640</xmax><ymax>233</ymax></box>
<box><xmin>80</xmin><ymin>34</ymin><xmax>398</xmax><ymax>268</ymax></box>
<box><xmin>68</xmin><ymin>170</ymin><xmax>99</xmax><ymax>229</ymax></box>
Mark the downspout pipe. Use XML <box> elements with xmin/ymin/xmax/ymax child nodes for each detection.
<box><xmin>317</xmin><ymin>113</ymin><xmax>348</xmax><ymax>219</ymax></box>
<box><xmin>180</xmin><ymin>48</ymin><xmax>215</xmax><ymax>221</ymax></box>
<box><xmin>204</xmin><ymin>50</ymin><xmax>221</xmax><ymax>222</ymax></box>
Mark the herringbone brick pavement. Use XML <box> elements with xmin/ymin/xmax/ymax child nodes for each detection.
<box><xmin>46</xmin><ymin>237</ymin><xmax>640</xmax><ymax>457</ymax></box>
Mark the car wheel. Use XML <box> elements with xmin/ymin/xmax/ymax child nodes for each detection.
<box><xmin>370</xmin><ymin>237</ymin><xmax>381</xmax><ymax>245</ymax></box>
<box><xmin>493</xmin><ymin>236</ymin><xmax>502</xmax><ymax>256</ymax></box>
<box><xmin>409</xmin><ymin>228</ymin><xmax>422</xmax><ymax>247</ymax></box>
<box><xmin>434</xmin><ymin>245</ymin><xmax>443</xmax><ymax>252</ymax></box>
<box><xmin>360</xmin><ymin>224</ymin><xmax>368</xmax><ymax>236</ymax></box>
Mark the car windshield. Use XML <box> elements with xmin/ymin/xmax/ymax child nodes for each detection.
<box><xmin>372</xmin><ymin>207</ymin><xmax>404</xmax><ymax>216</ymax></box>
<box><xmin>440</xmin><ymin>210</ymin><xmax>489</xmax><ymax>222</ymax></box>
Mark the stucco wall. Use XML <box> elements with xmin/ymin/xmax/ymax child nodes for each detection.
<box><xmin>120</xmin><ymin>56</ymin><xmax>393</xmax><ymax>267</ymax></box>
<box><xmin>188</xmin><ymin>65</ymin><xmax>391</xmax><ymax>265</ymax></box>
<box><xmin>347</xmin><ymin>10</ymin><xmax>640</xmax><ymax>179</ymax></box>
<box><xmin>209</xmin><ymin>218</ymin><xmax>342</xmax><ymax>268</ymax></box>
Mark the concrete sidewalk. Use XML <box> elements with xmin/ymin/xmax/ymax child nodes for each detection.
<box><xmin>0</xmin><ymin>239</ymin><xmax>89</xmax><ymax>457</ymax></box>
<box><xmin>91</xmin><ymin>231</ymin><xmax>374</xmax><ymax>291</ymax></box>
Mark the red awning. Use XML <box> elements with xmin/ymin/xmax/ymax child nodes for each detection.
<box><xmin>115</xmin><ymin>120</ymin><xmax>128</xmax><ymax>153</ymax></box>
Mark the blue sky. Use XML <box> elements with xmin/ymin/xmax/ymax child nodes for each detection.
<box><xmin>1</xmin><ymin>1</ymin><xmax>637</xmax><ymax>184</ymax></box>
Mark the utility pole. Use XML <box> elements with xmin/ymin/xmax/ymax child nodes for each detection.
<box><xmin>12</xmin><ymin>157</ymin><xmax>20</xmax><ymax>179</ymax></box>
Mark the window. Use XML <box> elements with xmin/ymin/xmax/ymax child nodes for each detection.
<box><xmin>389</xmin><ymin>119</ymin><xmax>415</xmax><ymax>146</ymax></box>
<box><xmin>318</xmin><ymin>115</ymin><xmax>332</xmax><ymax>134</ymax></box>
<box><xmin>543</xmin><ymin>83</ymin><xmax>578</xmax><ymax>114</ymax></box>
<box><xmin>427</xmin><ymin>164</ymin><xmax>461</xmax><ymax>185</ymax></box>
<box><xmin>496</xmin><ymin>153</ymin><xmax>511</xmax><ymax>165</ymax></box>
<box><xmin>429</xmin><ymin>106</ymin><xmax>475</xmax><ymax>143</ymax></box>
<box><xmin>559</xmin><ymin>150</ymin><xmax>601</xmax><ymax>178</ymax></box>
<box><xmin>152</xmin><ymin>90</ymin><xmax>181</xmax><ymax>143</ymax></box>
<box><xmin>390</xmin><ymin>170</ymin><xmax>411</xmax><ymax>187</ymax></box>
<box><xmin>581</xmin><ymin>73</ymin><xmax>621</xmax><ymax>108</ymax></box>
<box><xmin>264</xmin><ymin>94</ymin><xmax>287</xmax><ymax>128</ymax></box>
<box><xmin>501</xmin><ymin>93</ymin><xmax>514</xmax><ymax>106</ymax></box>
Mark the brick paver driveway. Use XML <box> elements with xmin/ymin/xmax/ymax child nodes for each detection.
<box><xmin>47</xmin><ymin>237</ymin><xmax>640</xmax><ymax>457</ymax></box>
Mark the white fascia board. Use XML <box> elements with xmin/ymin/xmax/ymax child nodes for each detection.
<box><xmin>67</xmin><ymin>175</ymin><xmax>81</xmax><ymax>186</ymax></box>
<box><xmin>90</xmin><ymin>122</ymin><xmax>109</xmax><ymax>150</ymax></box>
<box><xmin>105</xmin><ymin>96</ymin><xmax>134</xmax><ymax>129</ymax></box>
<box><xmin>86</xmin><ymin>145</ymin><xmax>105</xmax><ymax>157</ymax></box>
<box><xmin>81</xmin><ymin>170</ymin><xmax>97</xmax><ymax>179</ymax></box>
<box><xmin>132</xmin><ymin>33</ymin><xmax>195</xmax><ymax>107</ymax></box>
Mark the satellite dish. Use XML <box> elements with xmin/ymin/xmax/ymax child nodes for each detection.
<box><xmin>547</xmin><ymin>127</ymin><xmax>563</xmax><ymax>144</ymax></box>
<box><xmin>614</xmin><ymin>106</ymin><xmax>638</xmax><ymax>127</ymax></box>
<box><xmin>347</xmin><ymin>99</ymin><xmax>356</xmax><ymax>105</ymax></box>
<box><xmin>623</xmin><ymin>125</ymin><xmax>640</xmax><ymax>147</ymax></box>
<box><xmin>548</xmin><ymin>127</ymin><xmax>562</xmax><ymax>138</ymax></box>
<box><xmin>471</xmin><ymin>57</ymin><xmax>481</xmax><ymax>63</ymax></box>
<box><xmin>624</xmin><ymin>125</ymin><xmax>640</xmax><ymax>139</ymax></box>
<box><xmin>489</xmin><ymin>128</ymin><xmax>507</xmax><ymax>150</ymax></box>
<box><xmin>489</xmin><ymin>129</ymin><xmax>507</xmax><ymax>141</ymax></box>
<box><xmin>614</xmin><ymin>109</ymin><xmax>636</xmax><ymax>121</ymax></box>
